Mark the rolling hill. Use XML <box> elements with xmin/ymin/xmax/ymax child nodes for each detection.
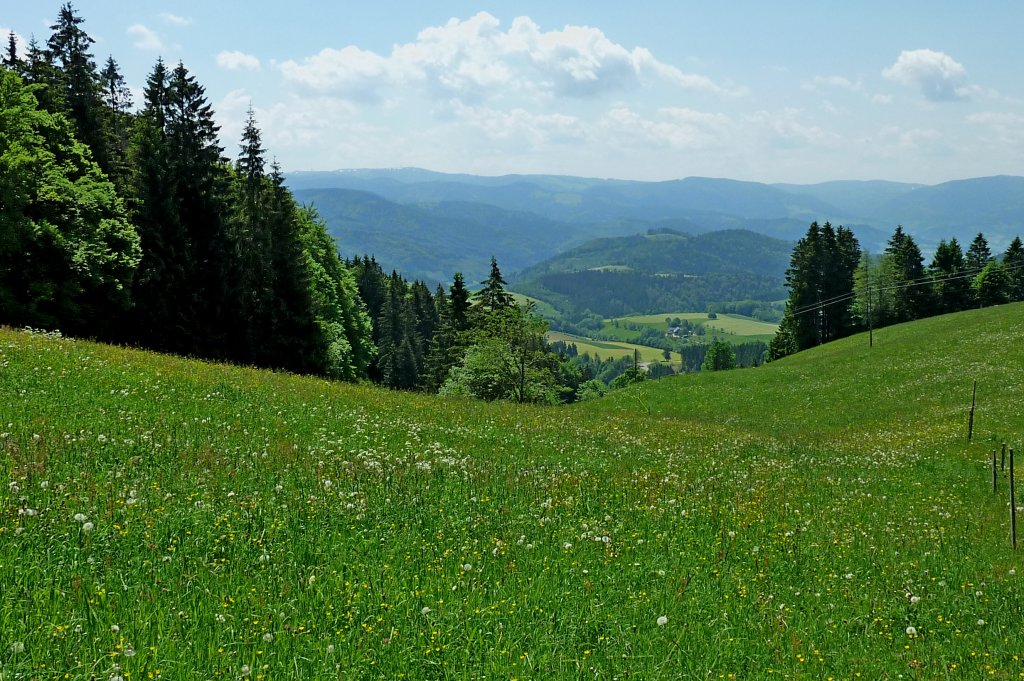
<box><xmin>2</xmin><ymin>304</ymin><xmax>1022</xmax><ymax>678</ymax></box>
<box><xmin>512</xmin><ymin>228</ymin><xmax>792</xmax><ymax>318</ymax></box>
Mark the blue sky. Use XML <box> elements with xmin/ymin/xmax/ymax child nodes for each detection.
<box><xmin>5</xmin><ymin>2</ymin><xmax>1023</xmax><ymax>183</ymax></box>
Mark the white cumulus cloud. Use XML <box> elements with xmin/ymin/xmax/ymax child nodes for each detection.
<box><xmin>279</xmin><ymin>12</ymin><xmax>735</xmax><ymax>103</ymax></box>
<box><xmin>127</xmin><ymin>24</ymin><xmax>165</xmax><ymax>51</ymax></box>
<box><xmin>882</xmin><ymin>49</ymin><xmax>970</xmax><ymax>102</ymax></box>
<box><xmin>217</xmin><ymin>50</ymin><xmax>261</xmax><ymax>72</ymax></box>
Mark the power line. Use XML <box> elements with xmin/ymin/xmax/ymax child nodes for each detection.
<box><xmin>787</xmin><ymin>260</ymin><xmax>1024</xmax><ymax>318</ymax></box>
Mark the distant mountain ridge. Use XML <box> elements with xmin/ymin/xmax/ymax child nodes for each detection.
<box><xmin>288</xmin><ymin>169</ymin><xmax>1024</xmax><ymax>285</ymax></box>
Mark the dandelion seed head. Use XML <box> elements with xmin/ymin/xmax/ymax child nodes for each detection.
<box><xmin>82</xmin><ymin>522</ymin><xmax>95</xmax><ymax>533</ymax></box>
<box><xmin>657</xmin><ymin>615</ymin><xmax>668</xmax><ymax>626</ymax></box>
<box><xmin>905</xmin><ymin>626</ymin><xmax>917</xmax><ymax>636</ymax></box>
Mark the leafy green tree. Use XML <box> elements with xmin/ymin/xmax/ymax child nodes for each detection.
<box><xmin>610</xmin><ymin>366</ymin><xmax>646</xmax><ymax>390</ymax></box>
<box><xmin>576</xmin><ymin>379</ymin><xmax>608</xmax><ymax>401</ymax></box>
<box><xmin>0</xmin><ymin>69</ymin><xmax>140</xmax><ymax>335</ymax></box>
<box><xmin>701</xmin><ymin>339</ymin><xmax>737</xmax><ymax>371</ymax></box>
<box><xmin>295</xmin><ymin>206</ymin><xmax>374</xmax><ymax>380</ymax></box>
<box><xmin>441</xmin><ymin>303</ymin><xmax>558</xmax><ymax>403</ymax></box>
<box><xmin>972</xmin><ymin>261</ymin><xmax>1010</xmax><ymax>307</ymax></box>
<box><xmin>1003</xmin><ymin>236</ymin><xmax>1024</xmax><ymax>302</ymax></box>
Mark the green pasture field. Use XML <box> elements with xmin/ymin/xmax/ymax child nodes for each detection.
<box><xmin>545</xmin><ymin>330</ymin><xmax>669</xmax><ymax>363</ymax></box>
<box><xmin>2</xmin><ymin>303</ymin><xmax>1023</xmax><ymax>679</ymax></box>
<box><xmin>601</xmin><ymin>312</ymin><xmax>778</xmax><ymax>344</ymax></box>
<box><xmin>507</xmin><ymin>292</ymin><xmax>562</xmax><ymax>321</ymax></box>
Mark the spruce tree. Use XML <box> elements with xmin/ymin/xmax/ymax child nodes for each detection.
<box><xmin>98</xmin><ymin>55</ymin><xmax>132</xmax><ymax>192</ymax></box>
<box><xmin>1003</xmin><ymin>236</ymin><xmax>1024</xmax><ymax>301</ymax></box>
<box><xmin>885</xmin><ymin>226</ymin><xmax>932</xmax><ymax>322</ymax></box>
<box><xmin>929</xmin><ymin>238</ymin><xmax>971</xmax><ymax>313</ymax></box>
<box><xmin>965</xmin><ymin>233</ymin><xmax>993</xmax><ymax>272</ymax></box>
<box><xmin>47</xmin><ymin>3</ymin><xmax>110</xmax><ymax>174</ymax></box>
<box><xmin>126</xmin><ymin>59</ymin><xmax>185</xmax><ymax>350</ymax></box>
<box><xmin>449</xmin><ymin>272</ymin><xmax>471</xmax><ymax>331</ymax></box>
<box><xmin>474</xmin><ymin>256</ymin><xmax>513</xmax><ymax>312</ymax></box>
<box><xmin>3</xmin><ymin>32</ymin><xmax>21</xmax><ymax>72</ymax></box>
<box><xmin>166</xmin><ymin>61</ymin><xmax>232</xmax><ymax>357</ymax></box>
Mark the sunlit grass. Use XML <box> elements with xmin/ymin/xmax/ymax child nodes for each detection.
<box><xmin>2</xmin><ymin>303</ymin><xmax>1022</xmax><ymax>679</ymax></box>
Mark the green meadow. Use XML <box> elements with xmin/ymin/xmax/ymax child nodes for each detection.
<box><xmin>2</xmin><ymin>304</ymin><xmax>1023</xmax><ymax>679</ymax></box>
<box><xmin>545</xmin><ymin>330</ymin><xmax>668</xmax><ymax>363</ymax></box>
<box><xmin>602</xmin><ymin>313</ymin><xmax>779</xmax><ymax>344</ymax></box>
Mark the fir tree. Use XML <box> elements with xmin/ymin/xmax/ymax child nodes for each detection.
<box><xmin>47</xmin><ymin>3</ymin><xmax>110</xmax><ymax>174</ymax></box>
<box><xmin>929</xmin><ymin>238</ymin><xmax>971</xmax><ymax>314</ymax></box>
<box><xmin>1003</xmin><ymin>236</ymin><xmax>1024</xmax><ymax>302</ymax></box>
<box><xmin>3</xmin><ymin>31</ymin><xmax>21</xmax><ymax>72</ymax></box>
<box><xmin>965</xmin><ymin>233</ymin><xmax>993</xmax><ymax>272</ymax></box>
<box><xmin>449</xmin><ymin>272</ymin><xmax>471</xmax><ymax>331</ymax></box>
<box><xmin>474</xmin><ymin>256</ymin><xmax>513</xmax><ymax>312</ymax></box>
<box><xmin>885</xmin><ymin>225</ymin><xmax>932</xmax><ymax>322</ymax></box>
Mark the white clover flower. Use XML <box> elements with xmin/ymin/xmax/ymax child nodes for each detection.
<box><xmin>657</xmin><ymin>616</ymin><xmax>668</xmax><ymax>626</ymax></box>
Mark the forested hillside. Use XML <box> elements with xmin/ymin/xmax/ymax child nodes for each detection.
<box><xmin>0</xmin><ymin>7</ymin><xmax>372</xmax><ymax>380</ymax></box>
<box><xmin>512</xmin><ymin>229</ymin><xmax>791</xmax><ymax>319</ymax></box>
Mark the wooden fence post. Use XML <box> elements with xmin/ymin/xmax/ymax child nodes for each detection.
<box><xmin>968</xmin><ymin>380</ymin><xmax>977</xmax><ymax>441</ymax></box>
<box><xmin>993</xmin><ymin>449</ymin><xmax>998</xmax><ymax>493</ymax></box>
<box><xmin>1010</xmin><ymin>448</ymin><xmax>1017</xmax><ymax>551</ymax></box>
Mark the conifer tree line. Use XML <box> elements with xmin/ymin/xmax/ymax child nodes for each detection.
<box><xmin>0</xmin><ymin>4</ymin><xmax>601</xmax><ymax>402</ymax></box>
<box><xmin>1</xmin><ymin>4</ymin><xmax>374</xmax><ymax>379</ymax></box>
<box><xmin>770</xmin><ymin>221</ymin><xmax>1024</xmax><ymax>359</ymax></box>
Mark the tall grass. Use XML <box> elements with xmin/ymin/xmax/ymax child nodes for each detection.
<box><xmin>1</xmin><ymin>304</ymin><xmax>1022</xmax><ymax>679</ymax></box>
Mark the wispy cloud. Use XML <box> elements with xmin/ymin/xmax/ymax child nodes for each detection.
<box><xmin>803</xmin><ymin>75</ymin><xmax>863</xmax><ymax>93</ymax></box>
<box><xmin>883</xmin><ymin>49</ymin><xmax>970</xmax><ymax>102</ymax></box>
<box><xmin>159</xmin><ymin>12</ymin><xmax>192</xmax><ymax>27</ymax></box>
<box><xmin>279</xmin><ymin>12</ymin><xmax>740</xmax><ymax>103</ymax></box>
<box><xmin>217</xmin><ymin>50</ymin><xmax>261</xmax><ymax>72</ymax></box>
<box><xmin>127</xmin><ymin>24</ymin><xmax>165</xmax><ymax>51</ymax></box>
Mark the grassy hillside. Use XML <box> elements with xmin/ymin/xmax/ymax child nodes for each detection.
<box><xmin>2</xmin><ymin>305</ymin><xmax>1023</xmax><ymax>678</ymax></box>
